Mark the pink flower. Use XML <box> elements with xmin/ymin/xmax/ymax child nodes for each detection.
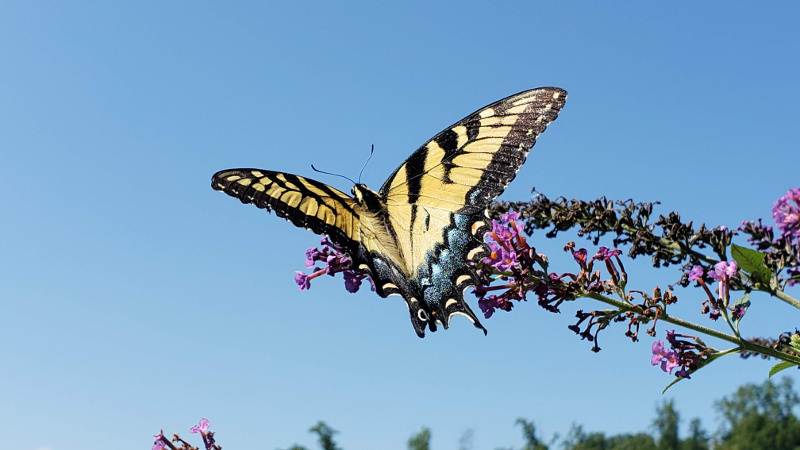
<box><xmin>708</xmin><ymin>261</ymin><xmax>737</xmax><ymax>280</ymax></box>
<box><xmin>294</xmin><ymin>271</ymin><xmax>310</xmax><ymax>290</ymax></box>
<box><xmin>191</xmin><ymin>418</ymin><xmax>210</xmax><ymax>434</ymax></box>
<box><xmin>708</xmin><ymin>261</ymin><xmax>737</xmax><ymax>300</ymax></box>
<box><xmin>773</xmin><ymin>187</ymin><xmax>800</xmax><ymax>241</ymax></box>
<box><xmin>153</xmin><ymin>430</ymin><xmax>166</xmax><ymax>450</ymax></box>
<box><xmin>651</xmin><ymin>339</ymin><xmax>680</xmax><ymax>374</ymax></box>
<box><xmin>687</xmin><ymin>265</ymin><xmax>704</xmax><ymax>282</ymax></box>
<box><xmin>572</xmin><ymin>248</ymin><xmax>588</xmax><ymax>264</ymax></box>
<box><xmin>651</xmin><ymin>341</ymin><xmax>666</xmax><ymax>365</ymax></box>
<box><xmin>594</xmin><ymin>246</ymin><xmax>622</xmax><ymax>261</ymax></box>
<box><xmin>500</xmin><ymin>210</ymin><xmax>522</xmax><ymax>223</ymax></box>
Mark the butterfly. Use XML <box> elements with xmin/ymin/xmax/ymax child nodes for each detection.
<box><xmin>212</xmin><ymin>87</ymin><xmax>567</xmax><ymax>337</ymax></box>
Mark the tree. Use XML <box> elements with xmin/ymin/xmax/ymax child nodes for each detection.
<box><xmin>681</xmin><ymin>419</ymin><xmax>709</xmax><ymax>450</ymax></box>
<box><xmin>560</xmin><ymin>424</ymin><xmax>656</xmax><ymax>450</ymax></box>
<box><xmin>458</xmin><ymin>428</ymin><xmax>474</xmax><ymax>450</ymax></box>
<box><xmin>408</xmin><ymin>427</ymin><xmax>431</xmax><ymax>450</ymax></box>
<box><xmin>281</xmin><ymin>421</ymin><xmax>341</xmax><ymax>450</ymax></box>
<box><xmin>516</xmin><ymin>418</ymin><xmax>548</xmax><ymax>450</ymax></box>
<box><xmin>653</xmin><ymin>400</ymin><xmax>679</xmax><ymax>450</ymax></box>
<box><xmin>309</xmin><ymin>421</ymin><xmax>341</xmax><ymax>450</ymax></box>
<box><xmin>715</xmin><ymin>377</ymin><xmax>800</xmax><ymax>449</ymax></box>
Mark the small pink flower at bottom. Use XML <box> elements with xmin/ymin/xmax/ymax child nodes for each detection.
<box><xmin>191</xmin><ymin>418</ymin><xmax>210</xmax><ymax>434</ymax></box>
<box><xmin>153</xmin><ymin>430</ymin><xmax>166</xmax><ymax>450</ymax></box>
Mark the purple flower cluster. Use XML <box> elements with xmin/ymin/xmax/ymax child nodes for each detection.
<box><xmin>773</xmin><ymin>186</ymin><xmax>800</xmax><ymax>242</ymax></box>
<box><xmin>651</xmin><ymin>330</ymin><xmax>700</xmax><ymax>378</ymax></box>
<box><xmin>565</xmin><ymin>244</ymin><xmax>625</xmax><ymax>296</ymax></box>
<box><xmin>475</xmin><ymin>212</ymin><xmax>615</xmax><ymax>320</ymax></box>
<box><xmin>482</xmin><ymin>211</ymin><xmax>525</xmax><ymax>272</ymax></box>
<box><xmin>476</xmin><ymin>211</ymin><xmax>542</xmax><ymax>318</ymax></box>
<box><xmin>294</xmin><ymin>237</ymin><xmax>374</xmax><ymax>293</ymax></box>
<box><xmin>740</xmin><ymin>188</ymin><xmax>800</xmax><ymax>287</ymax></box>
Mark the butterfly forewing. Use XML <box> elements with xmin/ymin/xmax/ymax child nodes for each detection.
<box><xmin>380</xmin><ymin>88</ymin><xmax>567</xmax><ymax>213</ymax></box>
<box><xmin>211</xmin><ymin>169</ymin><xmax>362</xmax><ymax>249</ymax></box>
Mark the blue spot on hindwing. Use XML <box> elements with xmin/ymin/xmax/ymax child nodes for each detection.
<box><xmin>420</xmin><ymin>213</ymin><xmax>473</xmax><ymax>309</ymax></box>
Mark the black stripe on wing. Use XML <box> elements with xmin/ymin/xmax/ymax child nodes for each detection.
<box><xmin>379</xmin><ymin>87</ymin><xmax>567</xmax><ymax>215</ymax></box>
<box><xmin>211</xmin><ymin>169</ymin><xmax>359</xmax><ymax>246</ymax></box>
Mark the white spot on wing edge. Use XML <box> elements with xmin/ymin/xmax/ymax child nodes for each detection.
<box><xmin>251</xmin><ymin>170</ymin><xmax>264</xmax><ymax>177</ymax></box>
<box><xmin>456</xmin><ymin>275</ymin><xmax>471</xmax><ymax>285</ymax></box>
<box><xmin>471</xmin><ymin>221</ymin><xmax>485</xmax><ymax>235</ymax></box>
<box><xmin>448</xmin><ymin>310</ymin><xmax>477</xmax><ymax>324</ymax></box>
<box><xmin>467</xmin><ymin>247</ymin><xmax>483</xmax><ymax>259</ymax></box>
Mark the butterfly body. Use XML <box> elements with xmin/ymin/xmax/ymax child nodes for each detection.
<box><xmin>213</xmin><ymin>87</ymin><xmax>567</xmax><ymax>337</ymax></box>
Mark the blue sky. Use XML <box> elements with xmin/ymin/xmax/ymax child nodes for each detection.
<box><xmin>2</xmin><ymin>2</ymin><xmax>799</xmax><ymax>449</ymax></box>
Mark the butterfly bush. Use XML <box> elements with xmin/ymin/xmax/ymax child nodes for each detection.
<box><xmin>289</xmin><ymin>187</ymin><xmax>800</xmax><ymax>387</ymax></box>
<box><xmin>480</xmin><ymin>187</ymin><xmax>800</xmax><ymax>387</ymax></box>
<box><xmin>154</xmin><ymin>189</ymin><xmax>800</xmax><ymax>444</ymax></box>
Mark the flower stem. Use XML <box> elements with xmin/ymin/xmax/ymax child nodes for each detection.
<box><xmin>583</xmin><ymin>292</ymin><xmax>800</xmax><ymax>365</ymax></box>
<box><xmin>774</xmin><ymin>289</ymin><xmax>800</xmax><ymax>310</ymax></box>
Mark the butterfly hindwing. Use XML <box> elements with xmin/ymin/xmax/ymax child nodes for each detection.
<box><xmin>212</xmin><ymin>87</ymin><xmax>567</xmax><ymax>338</ymax></box>
<box><xmin>375</xmin><ymin>88</ymin><xmax>567</xmax><ymax>334</ymax></box>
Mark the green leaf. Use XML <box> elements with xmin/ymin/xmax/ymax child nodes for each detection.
<box><xmin>732</xmin><ymin>293</ymin><xmax>751</xmax><ymax>327</ymax></box>
<box><xmin>662</xmin><ymin>376</ymin><xmax>685</xmax><ymax>394</ymax></box>
<box><xmin>731</xmin><ymin>244</ymin><xmax>770</xmax><ymax>284</ymax></box>
<box><xmin>769</xmin><ymin>361</ymin><xmax>797</xmax><ymax>378</ymax></box>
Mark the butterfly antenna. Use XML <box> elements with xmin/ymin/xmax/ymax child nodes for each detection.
<box><xmin>357</xmin><ymin>144</ymin><xmax>374</xmax><ymax>184</ymax></box>
<box><xmin>311</xmin><ymin>164</ymin><xmax>357</xmax><ymax>186</ymax></box>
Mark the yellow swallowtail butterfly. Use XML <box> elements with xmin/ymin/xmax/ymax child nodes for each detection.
<box><xmin>212</xmin><ymin>87</ymin><xmax>567</xmax><ymax>337</ymax></box>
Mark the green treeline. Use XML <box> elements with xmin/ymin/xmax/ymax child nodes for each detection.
<box><xmin>282</xmin><ymin>378</ymin><xmax>800</xmax><ymax>450</ymax></box>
